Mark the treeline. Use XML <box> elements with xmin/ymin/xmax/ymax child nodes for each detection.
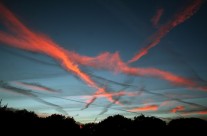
<box><xmin>0</xmin><ymin>103</ymin><xmax>207</xmax><ymax>135</ymax></box>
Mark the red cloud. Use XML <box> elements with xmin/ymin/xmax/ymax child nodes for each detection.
<box><xmin>198</xmin><ymin>110</ymin><xmax>207</xmax><ymax>115</ymax></box>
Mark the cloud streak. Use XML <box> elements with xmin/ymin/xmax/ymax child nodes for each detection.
<box><xmin>14</xmin><ymin>81</ymin><xmax>59</xmax><ymax>93</ymax></box>
<box><xmin>128</xmin><ymin>0</ymin><xmax>203</xmax><ymax>63</ymax></box>
<box><xmin>198</xmin><ymin>110</ymin><xmax>207</xmax><ymax>115</ymax></box>
<box><xmin>128</xmin><ymin>105</ymin><xmax>159</xmax><ymax>112</ymax></box>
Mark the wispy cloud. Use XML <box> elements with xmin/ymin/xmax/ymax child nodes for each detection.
<box><xmin>13</xmin><ymin>81</ymin><xmax>59</xmax><ymax>93</ymax></box>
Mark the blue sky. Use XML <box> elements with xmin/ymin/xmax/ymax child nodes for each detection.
<box><xmin>0</xmin><ymin>0</ymin><xmax>207</xmax><ymax>123</ymax></box>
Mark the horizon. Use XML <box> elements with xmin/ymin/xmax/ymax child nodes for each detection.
<box><xmin>0</xmin><ymin>103</ymin><xmax>202</xmax><ymax>124</ymax></box>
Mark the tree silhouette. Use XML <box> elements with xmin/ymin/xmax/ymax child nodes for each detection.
<box><xmin>167</xmin><ymin>118</ymin><xmax>207</xmax><ymax>134</ymax></box>
<box><xmin>81</xmin><ymin>123</ymin><xmax>97</xmax><ymax>136</ymax></box>
<box><xmin>1</xmin><ymin>101</ymin><xmax>207</xmax><ymax>135</ymax></box>
<box><xmin>131</xmin><ymin>114</ymin><xmax>166</xmax><ymax>135</ymax></box>
<box><xmin>95</xmin><ymin>114</ymin><xmax>132</xmax><ymax>135</ymax></box>
<box><xmin>40</xmin><ymin>114</ymin><xmax>80</xmax><ymax>134</ymax></box>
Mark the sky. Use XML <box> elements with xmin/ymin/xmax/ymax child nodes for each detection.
<box><xmin>0</xmin><ymin>0</ymin><xmax>207</xmax><ymax>123</ymax></box>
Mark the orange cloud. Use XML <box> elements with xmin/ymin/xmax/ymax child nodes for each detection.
<box><xmin>182</xmin><ymin>110</ymin><xmax>207</xmax><ymax>116</ymax></box>
<box><xmin>171</xmin><ymin>106</ymin><xmax>185</xmax><ymax>113</ymax></box>
<box><xmin>198</xmin><ymin>110</ymin><xmax>207</xmax><ymax>115</ymax></box>
<box><xmin>0</xmin><ymin>3</ymin><xmax>121</xmax><ymax>106</ymax></box>
<box><xmin>128</xmin><ymin>105</ymin><xmax>159</xmax><ymax>112</ymax></box>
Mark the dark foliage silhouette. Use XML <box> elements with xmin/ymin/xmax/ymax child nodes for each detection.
<box><xmin>1</xmin><ymin>101</ymin><xmax>207</xmax><ymax>135</ymax></box>
<box><xmin>131</xmin><ymin>114</ymin><xmax>166</xmax><ymax>134</ymax></box>
<box><xmin>167</xmin><ymin>118</ymin><xmax>207</xmax><ymax>134</ymax></box>
<box><xmin>95</xmin><ymin>115</ymin><xmax>132</xmax><ymax>135</ymax></box>
<box><xmin>81</xmin><ymin>123</ymin><xmax>97</xmax><ymax>136</ymax></box>
<box><xmin>42</xmin><ymin>114</ymin><xmax>80</xmax><ymax>133</ymax></box>
<box><xmin>0</xmin><ymin>100</ymin><xmax>80</xmax><ymax>134</ymax></box>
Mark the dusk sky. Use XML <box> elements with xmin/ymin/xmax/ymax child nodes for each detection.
<box><xmin>0</xmin><ymin>0</ymin><xmax>207</xmax><ymax>123</ymax></box>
